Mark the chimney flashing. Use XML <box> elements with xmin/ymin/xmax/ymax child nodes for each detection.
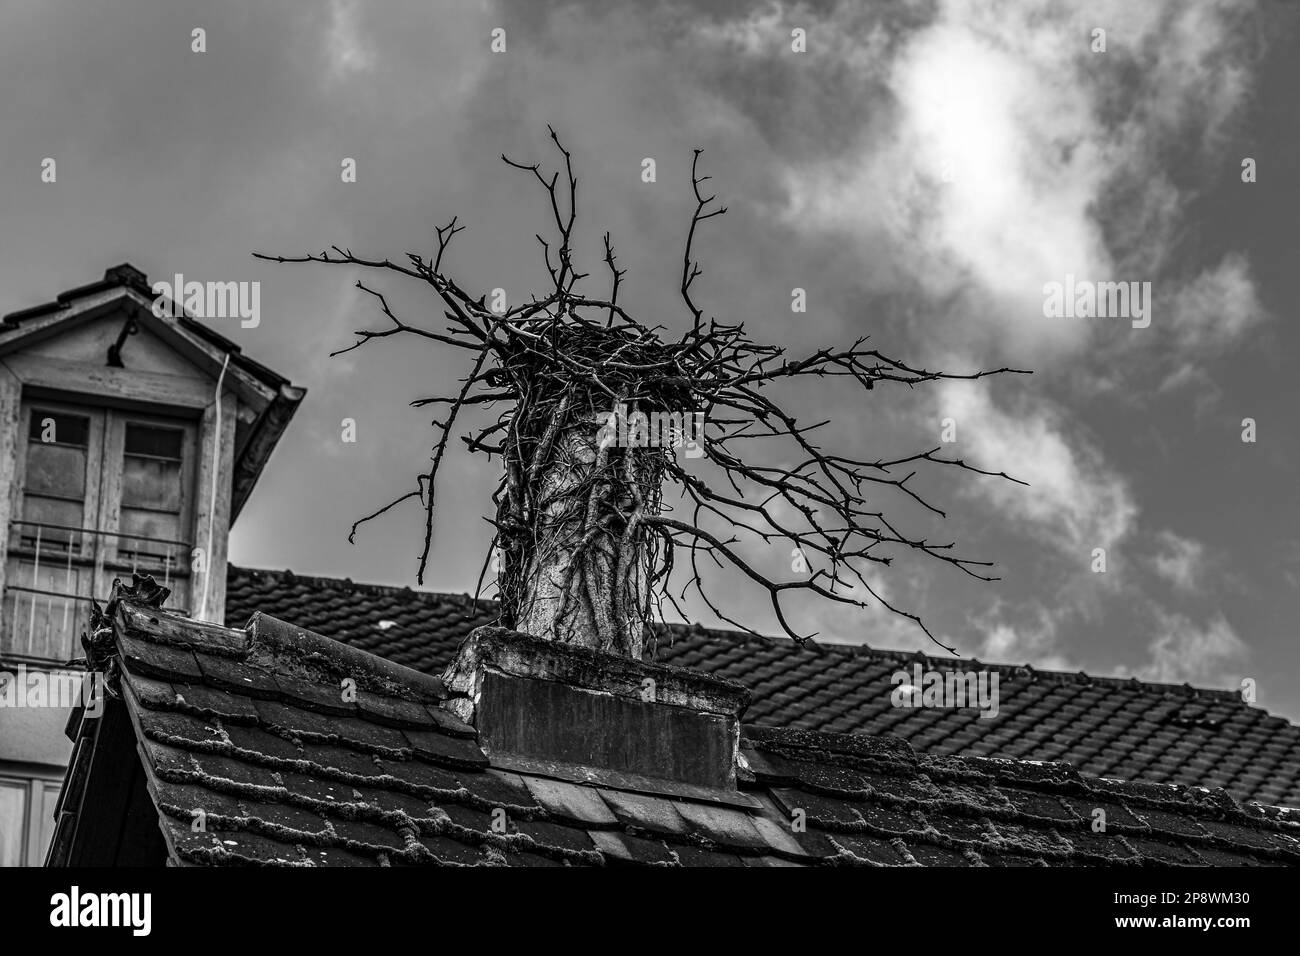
<box><xmin>444</xmin><ymin>626</ymin><xmax>749</xmax><ymax>714</ymax></box>
<box><xmin>489</xmin><ymin>750</ymin><xmax>765</xmax><ymax>811</ymax></box>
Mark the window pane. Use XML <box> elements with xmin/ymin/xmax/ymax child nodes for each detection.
<box><xmin>0</xmin><ymin>782</ymin><xmax>27</xmax><ymax>867</ymax></box>
<box><xmin>17</xmin><ymin>496</ymin><xmax>85</xmax><ymax>556</ymax></box>
<box><xmin>121</xmin><ymin>456</ymin><xmax>182</xmax><ymax>512</ymax></box>
<box><xmin>118</xmin><ymin>422</ymin><xmax>190</xmax><ymax>565</ymax></box>
<box><xmin>24</xmin><ymin>444</ymin><xmax>87</xmax><ymax>501</ymax></box>
<box><xmin>117</xmin><ymin>511</ymin><xmax>184</xmax><ymax>553</ymax></box>
<box><xmin>124</xmin><ymin>424</ymin><xmax>183</xmax><ymax>460</ymax></box>
<box><xmin>17</xmin><ymin>497</ymin><xmax>86</xmax><ymax>545</ymax></box>
<box><xmin>27</xmin><ymin>412</ymin><xmax>89</xmax><ymax>447</ymax></box>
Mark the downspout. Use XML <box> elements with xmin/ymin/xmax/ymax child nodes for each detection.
<box><xmin>198</xmin><ymin>353</ymin><xmax>230</xmax><ymax>621</ymax></box>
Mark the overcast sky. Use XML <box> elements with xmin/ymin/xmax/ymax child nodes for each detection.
<box><xmin>3</xmin><ymin>0</ymin><xmax>1298</xmax><ymax>718</ymax></box>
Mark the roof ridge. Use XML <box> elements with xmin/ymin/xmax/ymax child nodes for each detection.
<box><xmin>847</xmin><ymin>647</ymin><xmax>1246</xmax><ymax>701</ymax></box>
<box><xmin>228</xmin><ymin>564</ymin><xmax>488</xmax><ymax>609</ymax></box>
<box><xmin>112</xmin><ymin>600</ymin><xmax>447</xmax><ymax>710</ymax></box>
<box><xmin>1</xmin><ymin>265</ymin><xmax>292</xmax><ymax>387</ymax></box>
<box><xmin>227</xmin><ymin>564</ymin><xmax>1254</xmax><ymax>708</ymax></box>
<box><xmin>244</xmin><ymin>611</ymin><xmax>446</xmax><ymax>701</ymax></box>
<box><xmin>654</xmin><ymin>622</ymin><xmax>1250</xmax><ymax>706</ymax></box>
<box><xmin>743</xmin><ymin>724</ymin><xmax>1298</xmax><ymax>823</ymax></box>
<box><xmin>2</xmin><ymin>262</ymin><xmax>156</xmax><ymax>325</ymax></box>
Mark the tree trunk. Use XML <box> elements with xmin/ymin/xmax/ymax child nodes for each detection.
<box><xmin>502</xmin><ymin>404</ymin><xmax>660</xmax><ymax>660</ymax></box>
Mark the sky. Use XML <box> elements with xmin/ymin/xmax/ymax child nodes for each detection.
<box><xmin>2</xmin><ymin>0</ymin><xmax>1298</xmax><ymax>718</ymax></box>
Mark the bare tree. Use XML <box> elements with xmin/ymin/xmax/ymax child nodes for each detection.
<box><xmin>257</xmin><ymin>129</ymin><xmax>1027</xmax><ymax>660</ymax></box>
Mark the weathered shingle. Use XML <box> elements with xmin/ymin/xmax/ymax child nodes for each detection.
<box><xmin>48</xmin><ymin>583</ymin><xmax>1300</xmax><ymax>868</ymax></box>
<box><xmin>226</xmin><ymin>565</ymin><xmax>1300</xmax><ymax>806</ymax></box>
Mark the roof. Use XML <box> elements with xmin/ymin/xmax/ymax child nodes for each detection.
<box><xmin>225</xmin><ymin>564</ymin><xmax>1300</xmax><ymax>808</ymax></box>
<box><xmin>1</xmin><ymin>264</ymin><xmax>304</xmax><ymax>520</ymax></box>
<box><xmin>49</xmin><ymin>578</ymin><xmax>1300</xmax><ymax>867</ymax></box>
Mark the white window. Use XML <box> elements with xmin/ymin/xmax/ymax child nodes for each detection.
<box><xmin>0</xmin><ymin>772</ymin><xmax>61</xmax><ymax>867</ymax></box>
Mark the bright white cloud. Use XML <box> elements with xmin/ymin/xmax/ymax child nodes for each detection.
<box><xmin>769</xmin><ymin>0</ymin><xmax>1262</xmax><ymax>361</ymax></box>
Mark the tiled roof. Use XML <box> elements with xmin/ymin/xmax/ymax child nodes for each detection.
<box><xmin>225</xmin><ymin>565</ymin><xmax>1300</xmax><ymax>808</ymax></box>
<box><xmin>51</xmin><ymin>585</ymin><xmax>1300</xmax><ymax>867</ymax></box>
<box><xmin>1</xmin><ymin>263</ymin><xmax>291</xmax><ymax>391</ymax></box>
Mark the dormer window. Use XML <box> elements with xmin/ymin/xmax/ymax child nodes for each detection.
<box><xmin>3</xmin><ymin>401</ymin><xmax>197</xmax><ymax>662</ymax></box>
<box><xmin>0</xmin><ymin>264</ymin><xmax>302</xmax><ymax>871</ymax></box>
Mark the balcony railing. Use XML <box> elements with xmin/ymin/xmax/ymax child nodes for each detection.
<box><xmin>3</xmin><ymin>520</ymin><xmax>191</xmax><ymax>664</ymax></box>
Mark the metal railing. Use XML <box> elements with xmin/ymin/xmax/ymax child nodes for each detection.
<box><xmin>3</xmin><ymin>520</ymin><xmax>191</xmax><ymax>663</ymax></box>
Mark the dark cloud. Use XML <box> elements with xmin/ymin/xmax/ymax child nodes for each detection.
<box><xmin>2</xmin><ymin>0</ymin><xmax>1296</xmax><ymax>717</ymax></box>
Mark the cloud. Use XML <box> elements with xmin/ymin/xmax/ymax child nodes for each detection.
<box><xmin>784</xmin><ymin>7</ymin><xmax>1106</xmax><ymax>305</ymax></box>
<box><xmin>1152</xmin><ymin>531</ymin><xmax>1207</xmax><ymax>592</ymax></box>
<box><xmin>326</xmin><ymin>0</ymin><xmax>375</xmax><ymax>79</ymax></box>
<box><xmin>693</xmin><ymin>2</ymin><xmax>793</xmax><ymax>58</ymax></box>
<box><xmin>822</xmin><ymin>565</ymin><xmax>938</xmax><ymax>652</ymax></box>
<box><xmin>938</xmin><ymin>380</ymin><xmax>1136</xmax><ymax>556</ymax></box>
<box><xmin>971</xmin><ymin>597</ymin><xmax>1248</xmax><ymax>688</ymax></box>
<box><xmin>1165</xmin><ymin>253</ymin><xmax>1265</xmax><ymax>351</ymax></box>
<box><xmin>1138</xmin><ymin>610</ymin><xmax>1249</xmax><ymax>686</ymax></box>
<box><xmin>971</xmin><ymin>600</ymin><xmax>1075</xmax><ymax>670</ymax></box>
<box><xmin>753</xmin><ymin>0</ymin><xmax>1264</xmax><ymax>364</ymax></box>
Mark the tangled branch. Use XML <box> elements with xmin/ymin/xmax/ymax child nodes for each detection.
<box><xmin>256</xmin><ymin>127</ymin><xmax>1028</xmax><ymax>652</ymax></box>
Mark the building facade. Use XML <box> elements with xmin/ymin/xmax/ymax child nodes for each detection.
<box><xmin>0</xmin><ymin>265</ymin><xmax>300</xmax><ymax>865</ymax></box>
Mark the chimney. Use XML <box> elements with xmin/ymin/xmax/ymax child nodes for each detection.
<box><xmin>442</xmin><ymin>627</ymin><xmax>750</xmax><ymax>796</ymax></box>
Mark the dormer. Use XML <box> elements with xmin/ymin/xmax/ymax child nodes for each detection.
<box><xmin>0</xmin><ymin>264</ymin><xmax>303</xmax><ymax>665</ymax></box>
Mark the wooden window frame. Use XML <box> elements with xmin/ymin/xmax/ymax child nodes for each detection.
<box><xmin>4</xmin><ymin>398</ymin><xmax>199</xmax><ymax>662</ymax></box>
